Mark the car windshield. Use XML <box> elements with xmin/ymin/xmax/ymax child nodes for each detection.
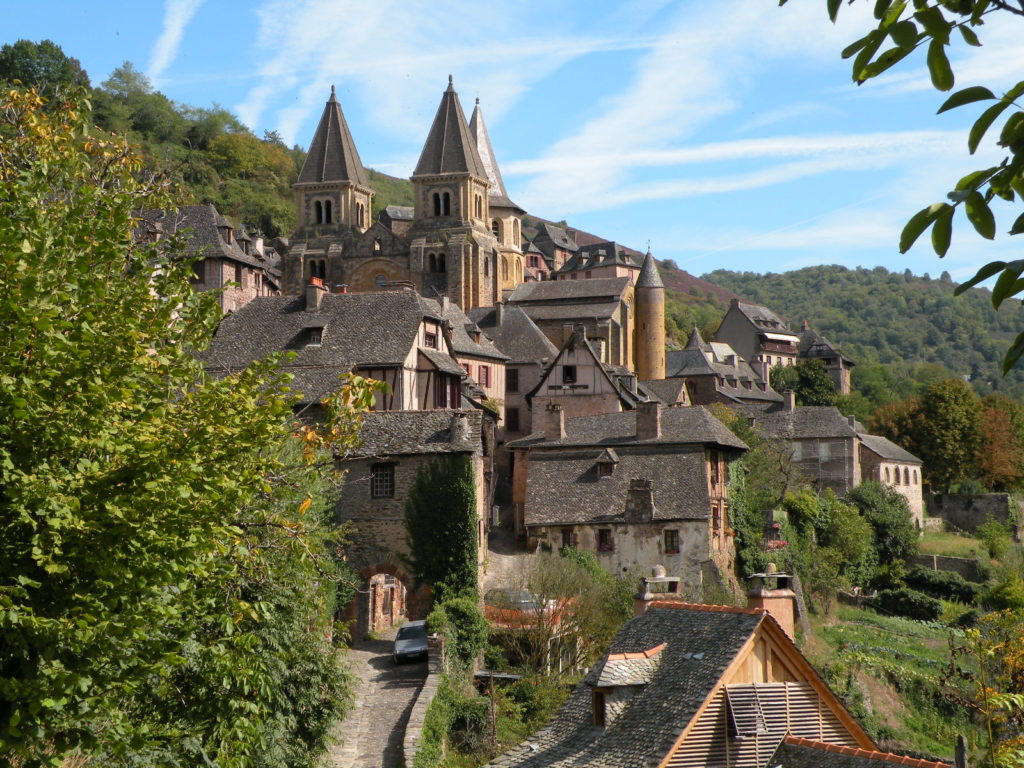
<box><xmin>397</xmin><ymin>624</ymin><xmax>426</xmax><ymax>641</ymax></box>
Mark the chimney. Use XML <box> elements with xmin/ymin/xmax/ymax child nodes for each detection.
<box><xmin>848</xmin><ymin>414</ymin><xmax>857</xmax><ymax>429</ymax></box>
<box><xmin>335</xmin><ymin>283</ymin><xmax>349</xmax><ymax>294</ymax></box>
<box><xmin>253</xmin><ymin>236</ymin><xmax>264</xmax><ymax>257</ymax></box>
<box><xmin>450</xmin><ymin>412</ymin><xmax>469</xmax><ymax>444</ymax></box>
<box><xmin>636</xmin><ymin>401</ymin><xmax>662</xmax><ymax>440</ymax></box>
<box><xmin>746</xmin><ymin>566</ymin><xmax>797</xmax><ymax>640</ymax></box>
<box><xmin>625</xmin><ymin>478</ymin><xmax>655</xmax><ymax>523</ymax></box>
<box><xmin>495</xmin><ymin>302</ymin><xmax>504</xmax><ymax>325</ymax></box>
<box><xmin>305</xmin><ymin>277</ymin><xmax>326</xmax><ymax>311</ymax></box>
<box><xmin>545</xmin><ymin>403</ymin><xmax>566</xmax><ymax>440</ymax></box>
<box><xmin>634</xmin><ymin>565</ymin><xmax>680</xmax><ymax>617</ymax></box>
<box><xmin>784</xmin><ymin>389</ymin><xmax>796</xmax><ymax>411</ymax></box>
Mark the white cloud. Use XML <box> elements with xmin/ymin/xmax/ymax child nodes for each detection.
<box><xmin>148</xmin><ymin>0</ymin><xmax>206</xmax><ymax>84</ymax></box>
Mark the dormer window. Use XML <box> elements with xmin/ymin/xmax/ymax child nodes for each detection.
<box><xmin>304</xmin><ymin>327</ymin><xmax>323</xmax><ymax>347</ymax></box>
<box><xmin>599</xmin><ymin>462</ymin><xmax>614</xmax><ymax>478</ymax></box>
<box><xmin>592</xmin><ymin>690</ymin><xmax>606</xmax><ymax>726</ymax></box>
<box><xmin>563</xmin><ymin>365</ymin><xmax>577</xmax><ymax>385</ymax></box>
<box><xmin>424</xmin><ymin>332</ymin><xmax>438</xmax><ymax>349</ymax></box>
<box><xmin>374</xmin><ymin>238</ymin><xmax>382</xmax><ymax>253</ymax></box>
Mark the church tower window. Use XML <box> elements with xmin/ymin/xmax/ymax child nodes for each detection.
<box><xmin>428</xmin><ymin>253</ymin><xmax>437</xmax><ymax>272</ymax></box>
<box><xmin>374</xmin><ymin>238</ymin><xmax>382</xmax><ymax>253</ymax></box>
<box><xmin>432</xmin><ymin>193</ymin><xmax>441</xmax><ymax>217</ymax></box>
<box><xmin>502</xmin><ymin>258</ymin><xmax>508</xmax><ymax>281</ymax></box>
<box><xmin>492</xmin><ymin>219</ymin><xmax>501</xmax><ymax>239</ymax></box>
<box><xmin>513</xmin><ymin>219</ymin><xmax>521</xmax><ymax>246</ymax></box>
<box><xmin>438</xmin><ymin>253</ymin><xmax>446</xmax><ymax>273</ymax></box>
<box><xmin>484</xmin><ymin>258</ymin><xmax>489</xmax><ymax>277</ymax></box>
<box><xmin>324</xmin><ymin>199</ymin><xmax>332</xmax><ymax>224</ymax></box>
<box><xmin>442</xmin><ymin>192</ymin><xmax>451</xmax><ymax>216</ymax></box>
<box><xmin>314</xmin><ymin>200</ymin><xmax>323</xmax><ymax>224</ymax></box>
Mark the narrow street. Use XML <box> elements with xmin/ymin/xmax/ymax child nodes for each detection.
<box><xmin>322</xmin><ymin>630</ymin><xmax>428</xmax><ymax>768</ymax></box>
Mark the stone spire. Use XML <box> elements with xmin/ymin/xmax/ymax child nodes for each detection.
<box><xmin>469</xmin><ymin>98</ymin><xmax>517</xmax><ymax>208</ymax></box>
<box><xmin>297</xmin><ymin>87</ymin><xmax>371</xmax><ymax>187</ymax></box>
<box><xmin>414</xmin><ymin>77</ymin><xmax>488</xmax><ymax>179</ymax></box>
<box><xmin>636</xmin><ymin>251</ymin><xmax>664</xmax><ymax>289</ymax></box>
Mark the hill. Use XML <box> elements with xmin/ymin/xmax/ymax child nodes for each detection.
<box><xmin>704</xmin><ymin>265</ymin><xmax>1024</xmax><ymax>399</ymax></box>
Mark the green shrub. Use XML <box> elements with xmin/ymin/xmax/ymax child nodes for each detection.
<box><xmin>904</xmin><ymin>566</ymin><xmax>981</xmax><ymax>603</ymax></box>
<box><xmin>428</xmin><ymin>594</ymin><xmax>489</xmax><ymax>668</ymax></box>
<box><xmin>982</xmin><ymin>571</ymin><xmax>1024</xmax><ymax>611</ymax></box>
<box><xmin>870</xmin><ymin>588</ymin><xmax>943</xmax><ymax>621</ymax></box>
<box><xmin>977</xmin><ymin>517</ymin><xmax>1012</xmax><ymax>560</ymax></box>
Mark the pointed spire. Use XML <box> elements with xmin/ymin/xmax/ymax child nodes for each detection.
<box><xmin>686</xmin><ymin>326</ymin><xmax>710</xmax><ymax>351</ymax></box>
<box><xmin>414</xmin><ymin>77</ymin><xmax>488</xmax><ymax>178</ymax></box>
<box><xmin>469</xmin><ymin>97</ymin><xmax>518</xmax><ymax>208</ymax></box>
<box><xmin>297</xmin><ymin>88</ymin><xmax>370</xmax><ymax>187</ymax></box>
<box><xmin>636</xmin><ymin>251</ymin><xmax>664</xmax><ymax>289</ymax></box>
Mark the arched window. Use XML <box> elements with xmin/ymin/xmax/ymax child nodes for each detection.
<box><xmin>324</xmin><ymin>200</ymin><xmax>332</xmax><ymax>224</ymax></box>
<box><xmin>428</xmin><ymin>253</ymin><xmax>436</xmax><ymax>272</ymax></box>
<box><xmin>516</xmin><ymin>257</ymin><xmax>522</xmax><ymax>279</ymax></box>
<box><xmin>484</xmin><ymin>257</ymin><xmax>489</xmax><ymax>277</ymax></box>
<box><xmin>438</xmin><ymin>253</ymin><xmax>446</xmax><ymax>273</ymax></box>
<box><xmin>432</xmin><ymin>193</ymin><xmax>441</xmax><ymax>217</ymax></box>
<box><xmin>502</xmin><ymin>258</ymin><xmax>508</xmax><ymax>281</ymax></box>
<box><xmin>442</xmin><ymin>192</ymin><xmax>451</xmax><ymax>216</ymax></box>
<box><xmin>374</xmin><ymin>238</ymin><xmax>381</xmax><ymax>253</ymax></box>
<box><xmin>475</xmin><ymin>195</ymin><xmax>482</xmax><ymax>218</ymax></box>
<box><xmin>513</xmin><ymin>219</ymin><xmax>520</xmax><ymax>245</ymax></box>
<box><xmin>914</xmin><ymin>469</ymin><xmax>919</xmax><ymax>484</ymax></box>
<box><xmin>904</xmin><ymin>467</ymin><xmax>910</xmax><ymax>485</ymax></box>
<box><xmin>884</xmin><ymin>467</ymin><xmax>891</xmax><ymax>483</ymax></box>
<box><xmin>314</xmin><ymin>200</ymin><xmax>323</xmax><ymax>224</ymax></box>
<box><xmin>492</xmin><ymin>219</ymin><xmax>501</xmax><ymax>239</ymax></box>
<box><xmin>375</xmin><ymin>274</ymin><xmax>387</xmax><ymax>288</ymax></box>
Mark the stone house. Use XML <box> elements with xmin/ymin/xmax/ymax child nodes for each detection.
<box><xmin>522</xmin><ymin>240</ymin><xmax>551</xmax><ymax>282</ymax></box>
<box><xmin>336</xmin><ymin>410</ymin><xmax>489</xmax><ymax>636</ymax></box>
<box><xmin>508</xmin><ymin>403</ymin><xmax>746</xmax><ymax>589</ymax></box>
<box><xmin>202</xmin><ymin>282</ymin><xmax>468</xmax><ymax>412</ymax></box>
<box><xmin>527</xmin><ymin>222</ymin><xmax>579</xmax><ymax>275</ymax></box>
<box><xmin>483</xmin><ymin>589</ymin><xmax>919</xmax><ymax>768</ymax></box>
<box><xmin>140</xmin><ymin>203</ymin><xmax>281</xmax><ymax>313</ymax></box>
<box><xmin>715</xmin><ymin>299</ymin><xmax>801</xmax><ymax>380</ymax></box>
<box><xmin>441</xmin><ymin>298</ymin><xmax>509</xmax><ymax>414</ymax></box>
<box><xmin>857</xmin><ymin>433</ymin><xmax>924</xmax><ymax>526</ymax></box>
<box><xmin>468</xmin><ymin>304</ymin><xmax>559</xmax><ymax>446</ymax></box>
<box><xmin>553</xmin><ymin>241</ymin><xmax>644</xmax><ymax>282</ymax></box>
<box><xmin>798</xmin><ymin>321</ymin><xmax>855</xmax><ymax>395</ymax></box>
<box><xmin>666</xmin><ymin>328</ymin><xmax>783</xmax><ymax>407</ymax></box>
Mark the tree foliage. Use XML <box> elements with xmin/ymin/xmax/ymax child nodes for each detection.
<box><xmin>0</xmin><ymin>86</ymin><xmax>360</xmax><ymax>766</ymax></box>
<box><xmin>771</xmin><ymin>359</ymin><xmax>838</xmax><ymax>406</ymax></box>
<box><xmin>785</xmin><ymin>0</ymin><xmax>1024</xmax><ymax>371</ymax></box>
<box><xmin>405</xmin><ymin>455</ymin><xmax>479</xmax><ymax>600</ymax></box>
<box><xmin>0</xmin><ymin>39</ymin><xmax>90</xmax><ymax>97</ymax></box>
<box><xmin>845</xmin><ymin>481</ymin><xmax>920</xmax><ymax>564</ymax></box>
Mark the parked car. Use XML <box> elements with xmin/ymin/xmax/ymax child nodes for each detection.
<box><xmin>393</xmin><ymin>619</ymin><xmax>429</xmax><ymax>664</ymax></box>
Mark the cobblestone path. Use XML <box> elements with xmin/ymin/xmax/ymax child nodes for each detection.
<box><xmin>322</xmin><ymin>630</ymin><xmax>428</xmax><ymax>768</ymax></box>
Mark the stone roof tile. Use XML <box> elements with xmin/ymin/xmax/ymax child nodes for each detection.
<box><xmin>297</xmin><ymin>88</ymin><xmax>370</xmax><ymax>187</ymax></box>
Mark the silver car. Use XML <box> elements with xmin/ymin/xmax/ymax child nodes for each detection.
<box><xmin>393</xmin><ymin>620</ymin><xmax>429</xmax><ymax>664</ymax></box>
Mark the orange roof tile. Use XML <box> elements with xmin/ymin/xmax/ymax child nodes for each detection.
<box><xmin>606</xmin><ymin>642</ymin><xmax>667</xmax><ymax>661</ymax></box>
<box><xmin>783</xmin><ymin>736</ymin><xmax>951</xmax><ymax>767</ymax></box>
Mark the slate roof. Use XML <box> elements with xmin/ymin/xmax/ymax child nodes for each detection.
<box><xmin>468</xmin><ymin>306</ymin><xmax>559</xmax><ymax>363</ymax></box>
<box><xmin>469</xmin><ymin>99</ymin><xmax>522</xmax><ymax>212</ymax></box>
<box><xmin>555</xmin><ymin>241</ymin><xmax>643</xmax><ymax>275</ymax></box>
<box><xmin>537</xmin><ymin>222</ymin><xmax>579</xmax><ymax>252</ymax></box>
<box><xmin>858</xmin><ymin>433</ymin><xmax>922</xmax><ymax>464</ymax></box>
<box><xmin>515</xmin><ymin>301</ymin><xmax>624</xmax><ymax>322</ymax></box>
<box><xmin>589</xmin><ymin>645</ymin><xmax>664</xmax><ymax>687</ymax></box>
<box><xmin>342</xmin><ymin>410</ymin><xmax>482</xmax><ymax>457</ymax></box>
<box><xmin>522</xmin><ymin>446</ymin><xmax>712</xmax><ymax>525</ymax></box>
<box><xmin>799</xmin><ymin>326</ymin><xmax>855</xmax><ymax>365</ymax></box>
<box><xmin>507</xmin><ymin>406</ymin><xmax>746</xmax><ymax>451</ymax></box>
<box><xmin>436</xmin><ymin>300</ymin><xmax>509</xmax><ymax>361</ymax></box>
<box><xmin>746</xmin><ymin>405</ymin><xmax>858</xmax><ymax>440</ymax></box>
<box><xmin>140</xmin><ymin>204</ymin><xmax>268</xmax><ymax>270</ymax></box>
<box><xmin>772</xmin><ymin>737</ymin><xmax>950</xmax><ymax>768</ymax></box>
<box><xmin>296</xmin><ymin>88</ymin><xmax>371</xmax><ymax>187</ymax></box>
<box><xmin>507</xmin><ymin>277</ymin><xmax>631</xmax><ymax>304</ymax></box>
<box><xmin>733</xmin><ymin>301</ymin><xmax>797</xmax><ymax>335</ymax></box>
<box><xmin>666</xmin><ymin>330</ymin><xmax>783</xmax><ymax>404</ymax></box>
<box><xmin>639</xmin><ymin>378</ymin><xmax>688</xmax><ymax>405</ymax></box>
<box><xmin>383</xmin><ymin>205</ymin><xmax>414</xmax><ymax>221</ymax></box>
<box><xmin>636</xmin><ymin>252</ymin><xmax>664</xmax><ymax>289</ymax></box>
<box><xmin>201</xmin><ymin>290</ymin><xmax>458</xmax><ymax>403</ymax></box>
<box><xmin>486</xmin><ymin>604</ymin><xmax>765</xmax><ymax>768</ymax></box>
<box><xmin>414</xmin><ymin>77</ymin><xmax>488</xmax><ymax>179</ymax></box>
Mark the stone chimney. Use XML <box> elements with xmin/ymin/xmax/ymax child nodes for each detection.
<box><xmin>634</xmin><ymin>565</ymin><xmax>681</xmax><ymax>617</ymax></box>
<box><xmin>253</xmin><ymin>236</ymin><xmax>264</xmax><ymax>257</ymax></box>
<box><xmin>305</xmin><ymin>277</ymin><xmax>326</xmax><ymax>311</ymax></box>
<box><xmin>636</xmin><ymin>401</ymin><xmax>662</xmax><ymax>440</ymax></box>
<box><xmin>545</xmin><ymin>403</ymin><xmax>566</xmax><ymax>440</ymax></box>
<box><xmin>334</xmin><ymin>283</ymin><xmax>349</xmax><ymax>294</ymax></box>
<box><xmin>625</xmin><ymin>478</ymin><xmax>655</xmax><ymax>523</ymax></box>
<box><xmin>848</xmin><ymin>414</ymin><xmax>857</xmax><ymax>429</ymax></box>
<box><xmin>784</xmin><ymin>389</ymin><xmax>796</xmax><ymax>412</ymax></box>
<box><xmin>449</xmin><ymin>412</ymin><xmax>469</xmax><ymax>444</ymax></box>
<box><xmin>746</xmin><ymin>566</ymin><xmax>797</xmax><ymax>640</ymax></box>
<box><xmin>495</xmin><ymin>302</ymin><xmax>504</xmax><ymax>325</ymax></box>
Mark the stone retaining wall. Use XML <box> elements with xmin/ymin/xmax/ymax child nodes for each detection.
<box><xmin>403</xmin><ymin>640</ymin><xmax>443</xmax><ymax>767</ymax></box>
<box><xmin>926</xmin><ymin>493</ymin><xmax>1021</xmax><ymax>537</ymax></box>
<box><xmin>910</xmin><ymin>554</ymin><xmax>985</xmax><ymax>583</ymax></box>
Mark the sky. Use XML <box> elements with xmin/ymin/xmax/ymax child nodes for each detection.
<box><xmin>6</xmin><ymin>0</ymin><xmax>1024</xmax><ymax>280</ymax></box>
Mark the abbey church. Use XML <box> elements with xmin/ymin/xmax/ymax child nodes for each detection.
<box><xmin>277</xmin><ymin>77</ymin><xmax>664</xmax><ymax>376</ymax></box>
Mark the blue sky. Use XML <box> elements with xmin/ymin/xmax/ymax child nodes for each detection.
<box><xmin>6</xmin><ymin>0</ymin><xmax>1024</xmax><ymax>280</ymax></box>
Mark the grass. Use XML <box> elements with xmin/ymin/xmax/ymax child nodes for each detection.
<box><xmin>805</xmin><ymin>606</ymin><xmax>979</xmax><ymax>760</ymax></box>
<box><xmin>919</xmin><ymin>529</ymin><xmax>986</xmax><ymax>559</ymax></box>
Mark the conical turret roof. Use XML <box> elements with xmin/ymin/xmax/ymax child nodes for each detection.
<box><xmin>636</xmin><ymin>252</ymin><xmax>664</xmax><ymax>289</ymax></box>
<box><xmin>297</xmin><ymin>86</ymin><xmax>370</xmax><ymax>187</ymax></box>
<box><xmin>686</xmin><ymin>326</ymin><xmax>711</xmax><ymax>352</ymax></box>
<box><xmin>469</xmin><ymin>98</ymin><xmax>520</xmax><ymax>210</ymax></box>
<box><xmin>414</xmin><ymin>77</ymin><xmax>488</xmax><ymax>179</ymax></box>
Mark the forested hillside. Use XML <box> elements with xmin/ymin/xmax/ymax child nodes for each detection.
<box><xmin>703</xmin><ymin>265</ymin><xmax>1024</xmax><ymax>400</ymax></box>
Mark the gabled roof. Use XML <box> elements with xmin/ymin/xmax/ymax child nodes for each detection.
<box><xmin>507</xmin><ymin>276</ymin><xmax>631</xmax><ymax>305</ymax></box>
<box><xmin>746</xmin><ymin>405</ymin><xmax>858</xmax><ymax>440</ymax></box>
<box><xmin>341</xmin><ymin>410</ymin><xmax>482</xmax><ymax>457</ymax></box>
<box><xmin>296</xmin><ymin>87</ymin><xmax>371</xmax><ymax>188</ymax></box>
<box><xmin>469</xmin><ymin>99</ymin><xmax>522</xmax><ymax>211</ymax></box>
<box><xmin>382</xmin><ymin>205</ymin><xmax>414</xmax><ymax>221</ymax></box>
<box><xmin>486</xmin><ymin>605</ymin><xmax>765</xmax><ymax>768</ymax></box>
<box><xmin>799</xmin><ymin>326</ymin><xmax>856</xmax><ymax>365</ymax></box>
<box><xmin>636</xmin><ymin>252</ymin><xmax>663</xmax><ymax>289</ymax></box>
<box><xmin>857</xmin><ymin>433</ymin><xmax>922</xmax><ymax>464</ymax></box>
<box><xmin>507</xmin><ymin>406</ymin><xmax>747</xmax><ymax>451</ymax></box>
<box><xmin>666</xmin><ymin>333</ymin><xmax>782</xmax><ymax>403</ymax></box>
<box><xmin>731</xmin><ymin>300</ymin><xmax>796</xmax><ymax>334</ymax></box>
<box><xmin>639</xmin><ymin>378</ymin><xmax>688</xmax><ymax>406</ymax></box>
<box><xmin>772</xmin><ymin>737</ymin><xmax>950</xmax><ymax>768</ymax></box>
<box><xmin>555</xmin><ymin>241</ymin><xmax>643</xmax><ymax>275</ymax></box>
<box><xmin>414</xmin><ymin>76</ymin><xmax>488</xmax><ymax>179</ymax></box>
<box><xmin>140</xmin><ymin>204</ymin><xmax>267</xmax><ymax>270</ymax></box>
<box><xmin>467</xmin><ymin>305</ymin><xmax>558</xmax><ymax>364</ymax></box>
<box><xmin>434</xmin><ymin>300</ymin><xmax>509</xmax><ymax>361</ymax></box>
<box><xmin>201</xmin><ymin>290</ymin><xmax>457</xmax><ymax>404</ymax></box>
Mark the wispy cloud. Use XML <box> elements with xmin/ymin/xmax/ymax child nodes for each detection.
<box><xmin>148</xmin><ymin>0</ymin><xmax>206</xmax><ymax>84</ymax></box>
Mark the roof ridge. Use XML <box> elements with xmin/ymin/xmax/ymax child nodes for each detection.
<box><xmin>606</xmin><ymin>642</ymin><xmax>667</xmax><ymax>661</ymax></box>
<box><xmin>648</xmin><ymin>600</ymin><xmax>765</xmax><ymax>616</ymax></box>
<box><xmin>783</xmin><ymin>737</ymin><xmax>951</xmax><ymax>768</ymax></box>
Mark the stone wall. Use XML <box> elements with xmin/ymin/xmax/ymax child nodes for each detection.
<box><xmin>911</xmin><ymin>554</ymin><xmax>985</xmax><ymax>583</ymax></box>
<box><xmin>403</xmin><ymin>639</ymin><xmax>444</xmax><ymax>768</ymax></box>
<box><xmin>926</xmin><ymin>493</ymin><xmax>1022</xmax><ymax>537</ymax></box>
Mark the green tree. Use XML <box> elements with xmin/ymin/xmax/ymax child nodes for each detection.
<box><xmin>917</xmin><ymin>378</ymin><xmax>983</xmax><ymax>491</ymax></box>
<box><xmin>845</xmin><ymin>481</ymin><xmax>920</xmax><ymax>565</ymax></box>
<box><xmin>772</xmin><ymin>359</ymin><xmax>837</xmax><ymax>406</ymax></box>
<box><xmin>788</xmin><ymin>1</ymin><xmax>1024</xmax><ymax>371</ymax></box>
<box><xmin>0</xmin><ymin>87</ymin><xmax>359</xmax><ymax>766</ymax></box>
<box><xmin>405</xmin><ymin>455</ymin><xmax>479</xmax><ymax>600</ymax></box>
<box><xmin>0</xmin><ymin>39</ymin><xmax>90</xmax><ymax>97</ymax></box>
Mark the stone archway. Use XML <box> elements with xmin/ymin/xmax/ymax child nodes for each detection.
<box><xmin>343</xmin><ymin>561</ymin><xmax>431</xmax><ymax>640</ymax></box>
